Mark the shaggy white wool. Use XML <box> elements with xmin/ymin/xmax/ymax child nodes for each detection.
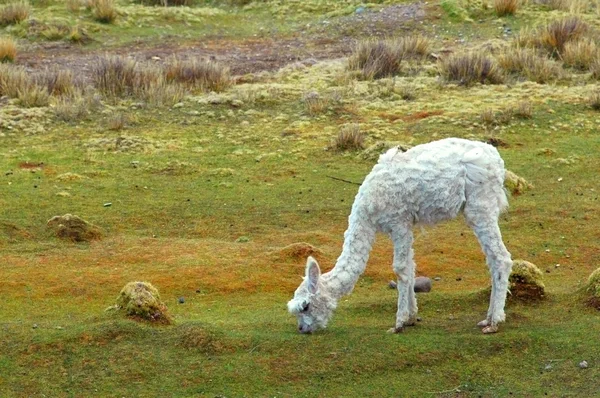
<box><xmin>288</xmin><ymin>138</ymin><xmax>513</xmax><ymax>334</ymax></box>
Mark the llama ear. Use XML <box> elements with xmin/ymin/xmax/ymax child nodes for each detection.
<box><xmin>306</xmin><ymin>256</ymin><xmax>321</xmax><ymax>294</ymax></box>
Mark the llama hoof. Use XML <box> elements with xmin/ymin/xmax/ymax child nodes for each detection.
<box><xmin>387</xmin><ymin>326</ymin><xmax>404</xmax><ymax>334</ymax></box>
<box><xmin>482</xmin><ymin>325</ymin><xmax>499</xmax><ymax>334</ymax></box>
<box><xmin>477</xmin><ymin>319</ymin><xmax>490</xmax><ymax>327</ymax></box>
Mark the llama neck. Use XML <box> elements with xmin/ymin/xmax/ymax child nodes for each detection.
<box><xmin>323</xmin><ymin>211</ymin><xmax>377</xmax><ymax>300</ymax></box>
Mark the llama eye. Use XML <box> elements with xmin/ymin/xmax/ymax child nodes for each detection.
<box><xmin>302</xmin><ymin>302</ymin><xmax>310</xmax><ymax>312</ymax></box>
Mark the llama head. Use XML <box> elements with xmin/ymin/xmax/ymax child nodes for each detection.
<box><xmin>287</xmin><ymin>256</ymin><xmax>336</xmax><ymax>334</ymax></box>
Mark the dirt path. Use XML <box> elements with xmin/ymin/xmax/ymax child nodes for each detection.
<box><xmin>17</xmin><ymin>2</ymin><xmax>426</xmax><ymax>78</ymax></box>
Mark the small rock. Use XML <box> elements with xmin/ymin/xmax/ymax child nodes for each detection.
<box><xmin>103</xmin><ymin>202</ymin><xmax>112</xmax><ymax>207</ymax></box>
<box><xmin>544</xmin><ymin>364</ymin><xmax>553</xmax><ymax>370</ymax></box>
<box><xmin>195</xmin><ymin>289</ymin><xmax>201</xmax><ymax>294</ymax></box>
<box><xmin>414</xmin><ymin>277</ymin><xmax>432</xmax><ymax>293</ymax></box>
<box><xmin>417</xmin><ymin>317</ymin><xmax>422</xmax><ymax>322</ymax></box>
<box><xmin>55</xmin><ymin>326</ymin><xmax>64</xmax><ymax>330</ymax></box>
<box><xmin>32</xmin><ymin>324</ymin><xmax>38</xmax><ymax>329</ymax></box>
<box><xmin>178</xmin><ymin>297</ymin><xmax>185</xmax><ymax>304</ymax></box>
<box><xmin>173</xmin><ymin>102</ymin><xmax>184</xmax><ymax>109</ymax></box>
<box><xmin>434</xmin><ymin>277</ymin><xmax>442</xmax><ymax>281</ymax></box>
<box><xmin>579</xmin><ymin>361</ymin><xmax>588</xmax><ymax>369</ymax></box>
<box><xmin>388</xmin><ymin>280</ymin><xmax>397</xmax><ymax>289</ymax></box>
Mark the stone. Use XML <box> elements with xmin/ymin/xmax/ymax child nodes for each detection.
<box><xmin>414</xmin><ymin>277</ymin><xmax>432</xmax><ymax>293</ymax></box>
<box><xmin>579</xmin><ymin>361</ymin><xmax>588</xmax><ymax>369</ymax></box>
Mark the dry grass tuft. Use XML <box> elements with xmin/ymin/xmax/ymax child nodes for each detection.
<box><xmin>513</xmin><ymin>101</ymin><xmax>533</xmax><ymax>118</ymax></box>
<box><xmin>562</xmin><ymin>38</ymin><xmax>598</xmax><ymax>70</ymax></box>
<box><xmin>272</xmin><ymin>242</ymin><xmax>322</xmax><ymax>261</ymax></box>
<box><xmin>0</xmin><ymin>1</ymin><xmax>30</xmax><ymax>26</ymax></box>
<box><xmin>348</xmin><ymin>36</ymin><xmax>430</xmax><ymax>79</ymax></box>
<box><xmin>92</xmin><ymin>55</ymin><xmax>137</xmax><ymax>97</ymax></box>
<box><xmin>66</xmin><ymin>0</ymin><xmax>82</xmax><ymax>12</ymax></box>
<box><xmin>106</xmin><ymin>112</ymin><xmax>128</xmax><ymax>131</ymax></box>
<box><xmin>591</xmin><ymin>57</ymin><xmax>600</xmax><ymax>79</ymax></box>
<box><xmin>54</xmin><ymin>93</ymin><xmax>90</xmax><ymax>122</ymax></box>
<box><xmin>302</xmin><ymin>91</ymin><xmax>330</xmax><ymax>115</ymax></box>
<box><xmin>90</xmin><ymin>0</ymin><xmax>117</xmax><ymax>24</ymax></box>
<box><xmin>135</xmin><ymin>0</ymin><xmax>194</xmax><ymax>5</ymax></box>
<box><xmin>0</xmin><ymin>37</ymin><xmax>16</xmax><ymax>63</ymax></box>
<box><xmin>35</xmin><ymin>67</ymin><xmax>78</xmax><ymax>96</ymax></box>
<box><xmin>585</xmin><ymin>268</ymin><xmax>600</xmax><ymax>309</ymax></box>
<box><xmin>165</xmin><ymin>57</ymin><xmax>231</xmax><ymax>92</ymax></box>
<box><xmin>17</xmin><ymin>84</ymin><xmax>50</xmax><ymax>107</ymax></box>
<box><xmin>440</xmin><ymin>52</ymin><xmax>504</xmax><ymax>86</ymax></box>
<box><xmin>333</xmin><ymin>124</ymin><xmax>365</xmax><ymax>152</ymax></box>
<box><xmin>505</xmin><ymin>170</ymin><xmax>534</xmax><ymax>195</ymax></box>
<box><xmin>47</xmin><ymin>214</ymin><xmax>102</xmax><ymax>242</ymax></box>
<box><xmin>540</xmin><ymin>17</ymin><xmax>589</xmax><ymax>56</ymax></box>
<box><xmin>0</xmin><ymin>63</ymin><xmax>30</xmax><ymax>97</ymax></box>
<box><xmin>497</xmin><ymin>47</ymin><xmax>563</xmax><ymax>83</ymax></box>
<box><xmin>494</xmin><ymin>0</ymin><xmax>519</xmax><ymax>16</ymax></box>
<box><xmin>112</xmin><ymin>281</ymin><xmax>171</xmax><ymax>324</ymax></box>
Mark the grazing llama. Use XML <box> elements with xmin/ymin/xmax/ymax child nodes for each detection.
<box><xmin>287</xmin><ymin>138</ymin><xmax>513</xmax><ymax>334</ymax></box>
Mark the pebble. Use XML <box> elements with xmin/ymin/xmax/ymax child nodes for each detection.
<box><xmin>32</xmin><ymin>324</ymin><xmax>38</xmax><ymax>329</ymax></box>
<box><xmin>178</xmin><ymin>297</ymin><xmax>185</xmax><ymax>304</ymax></box>
<box><xmin>434</xmin><ymin>276</ymin><xmax>442</xmax><ymax>281</ymax></box>
<box><xmin>579</xmin><ymin>361</ymin><xmax>588</xmax><ymax>369</ymax></box>
<box><xmin>103</xmin><ymin>202</ymin><xmax>112</xmax><ymax>207</ymax></box>
<box><xmin>414</xmin><ymin>277</ymin><xmax>432</xmax><ymax>293</ymax></box>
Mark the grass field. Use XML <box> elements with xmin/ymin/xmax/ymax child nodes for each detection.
<box><xmin>1</xmin><ymin>0</ymin><xmax>600</xmax><ymax>396</ymax></box>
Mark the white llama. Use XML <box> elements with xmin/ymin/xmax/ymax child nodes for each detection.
<box><xmin>287</xmin><ymin>138</ymin><xmax>513</xmax><ymax>334</ymax></box>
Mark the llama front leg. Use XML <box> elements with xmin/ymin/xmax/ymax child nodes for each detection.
<box><xmin>468</xmin><ymin>215</ymin><xmax>513</xmax><ymax>334</ymax></box>
<box><xmin>388</xmin><ymin>229</ymin><xmax>417</xmax><ymax>334</ymax></box>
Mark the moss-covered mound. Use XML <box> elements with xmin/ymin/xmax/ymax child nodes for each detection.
<box><xmin>509</xmin><ymin>259</ymin><xmax>545</xmax><ymax>300</ymax></box>
<box><xmin>585</xmin><ymin>268</ymin><xmax>600</xmax><ymax>309</ymax></box>
<box><xmin>115</xmin><ymin>281</ymin><xmax>171</xmax><ymax>324</ymax></box>
<box><xmin>504</xmin><ymin>170</ymin><xmax>534</xmax><ymax>196</ymax></box>
<box><xmin>273</xmin><ymin>242</ymin><xmax>322</xmax><ymax>260</ymax></box>
<box><xmin>47</xmin><ymin>214</ymin><xmax>102</xmax><ymax>242</ymax></box>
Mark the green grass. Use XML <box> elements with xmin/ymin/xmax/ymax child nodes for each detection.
<box><xmin>2</xmin><ymin>0</ymin><xmax>600</xmax><ymax>396</ymax></box>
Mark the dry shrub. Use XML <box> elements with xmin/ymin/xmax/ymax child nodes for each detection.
<box><xmin>348</xmin><ymin>36</ymin><xmax>430</xmax><ymax>79</ymax></box>
<box><xmin>132</xmin><ymin>65</ymin><xmax>186</xmax><ymax>106</ymax></box>
<box><xmin>539</xmin><ymin>17</ymin><xmax>589</xmax><ymax>56</ymax></box>
<box><xmin>333</xmin><ymin>124</ymin><xmax>365</xmax><ymax>152</ymax></box>
<box><xmin>302</xmin><ymin>91</ymin><xmax>329</xmax><ymax>115</ymax></box>
<box><xmin>513</xmin><ymin>101</ymin><xmax>533</xmax><ymax>118</ymax></box>
<box><xmin>440</xmin><ymin>52</ymin><xmax>504</xmax><ymax>86</ymax></box>
<box><xmin>106</xmin><ymin>112</ymin><xmax>128</xmax><ymax>131</ymax></box>
<box><xmin>0</xmin><ymin>37</ymin><xmax>16</xmax><ymax>63</ymax></box>
<box><xmin>92</xmin><ymin>55</ymin><xmax>137</xmax><ymax>97</ymax></box>
<box><xmin>0</xmin><ymin>63</ymin><xmax>30</xmax><ymax>97</ymax></box>
<box><xmin>90</xmin><ymin>0</ymin><xmax>117</xmax><ymax>24</ymax></box>
<box><xmin>47</xmin><ymin>214</ymin><xmax>102</xmax><ymax>241</ymax></box>
<box><xmin>497</xmin><ymin>47</ymin><xmax>563</xmax><ymax>83</ymax></box>
<box><xmin>165</xmin><ymin>56</ymin><xmax>231</xmax><ymax>92</ymax></box>
<box><xmin>0</xmin><ymin>1</ymin><xmax>30</xmax><ymax>26</ymax></box>
<box><xmin>590</xmin><ymin>91</ymin><xmax>600</xmax><ymax>110</ymax></box>
<box><xmin>35</xmin><ymin>67</ymin><xmax>78</xmax><ymax>96</ymax></box>
<box><xmin>562</xmin><ymin>38</ymin><xmax>598</xmax><ymax>70</ymax></box>
<box><xmin>494</xmin><ymin>0</ymin><xmax>519</xmax><ymax>16</ymax></box>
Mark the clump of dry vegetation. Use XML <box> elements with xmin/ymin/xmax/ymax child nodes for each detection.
<box><xmin>440</xmin><ymin>52</ymin><xmax>504</xmax><ymax>86</ymax></box>
<box><xmin>591</xmin><ymin>57</ymin><xmax>600</xmax><ymax>79</ymax></box>
<box><xmin>0</xmin><ymin>1</ymin><xmax>30</xmax><ymax>26</ymax></box>
<box><xmin>508</xmin><ymin>259</ymin><xmax>546</xmax><ymax>300</ymax></box>
<box><xmin>505</xmin><ymin>170</ymin><xmax>534</xmax><ymax>195</ymax></box>
<box><xmin>585</xmin><ymin>268</ymin><xmax>600</xmax><ymax>309</ymax></box>
<box><xmin>54</xmin><ymin>93</ymin><xmax>90</xmax><ymax>121</ymax></box>
<box><xmin>17</xmin><ymin>84</ymin><xmax>50</xmax><ymax>107</ymax></box>
<box><xmin>35</xmin><ymin>67</ymin><xmax>78</xmax><ymax>96</ymax></box>
<box><xmin>332</xmin><ymin>124</ymin><xmax>365</xmax><ymax>151</ymax></box>
<box><xmin>561</xmin><ymin>38</ymin><xmax>598</xmax><ymax>70</ymax></box>
<box><xmin>135</xmin><ymin>0</ymin><xmax>194</xmax><ymax>6</ymax></box>
<box><xmin>112</xmin><ymin>281</ymin><xmax>171</xmax><ymax>324</ymax></box>
<box><xmin>92</xmin><ymin>55</ymin><xmax>138</xmax><ymax>97</ymax></box>
<box><xmin>513</xmin><ymin>101</ymin><xmax>533</xmax><ymax>118</ymax></box>
<box><xmin>47</xmin><ymin>214</ymin><xmax>103</xmax><ymax>242</ymax></box>
<box><xmin>302</xmin><ymin>91</ymin><xmax>330</xmax><ymax>115</ymax></box>
<box><xmin>497</xmin><ymin>47</ymin><xmax>563</xmax><ymax>83</ymax></box>
<box><xmin>348</xmin><ymin>36</ymin><xmax>430</xmax><ymax>79</ymax></box>
<box><xmin>106</xmin><ymin>112</ymin><xmax>129</xmax><ymax>131</ymax></box>
<box><xmin>590</xmin><ymin>91</ymin><xmax>600</xmax><ymax>110</ymax></box>
<box><xmin>0</xmin><ymin>63</ymin><xmax>29</xmax><ymax>97</ymax></box>
<box><xmin>518</xmin><ymin>17</ymin><xmax>590</xmax><ymax>57</ymax></box>
<box><xmin>90</xmin><ymin>0</ymin><xmax>117</xmax><ymax>24</ymax></box>
<box><xmin>494</xmin><ymin>0</ymin><xmax>520</xmax><ymax>16</ymax></box>
<box><xmin>164</xmin><ymin>57</ymin><xmax>231</xmax><ymax>92</ymax></box>
<box><xmin>0</xmin><ymin>37</ymin><xmax>16</xmax><ymax>63</ymax></box>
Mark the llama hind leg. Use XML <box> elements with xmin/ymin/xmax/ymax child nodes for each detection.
<box><xmin>467</xmin><ymin>214</ymin><xmax>513</xmax><ymax>334</ymax></box>
<box><xmin>388</xmin><ymin>228</ymin><xmax>416</xmax><ymax>334</ymax></box>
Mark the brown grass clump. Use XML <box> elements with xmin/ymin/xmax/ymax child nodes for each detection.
<box><xmin>17</xmin><ymin>84</ymin><xmax>50</xmax><ymax>107</ymax></box>
<box><xmin>92</xmin><ymin>55</ymin><xmax>137</xmax><ymax>97</ymax></box>
<box><xmin>0</xmin><ymin>37</ymin><xmax>16</xmax><ymax>63</ymax></box>
<box><xmin>348</xmin><ymin>36</ymin><xmax>430</xmax><ymax>79</ymax></box>
<box><xmin>333</xmin><ymin>123</ymin><xmax>365</xmax><ymax>152</ymax></box>
<box><xmin>585</xmin><ymin>268</ymin><xmax>600</xmax><ymax>309</ymax></box>
<box><xmin>302</xmin><ymin>91</ymin><xmax>330</xmax><ymax>115</ymax></box>
<box><xmin>0</xmin><ymin>1</ymin><xmax>30</xmax><ymax>26</ymax></box>
<box><xmin>513</xmin><ymin>101</ymin><xmax>533</xmax><ymax>118</ymax></box>
<box><xmin>504</xmin><ymin>170</ymin><xmax>534</xmax><ymax>195</ymax></box>
<box><xmin>508</xmin><ymin>259</ymin><xmax>545</xmax><ymax>301</ymax></box>
<box><xmin>440</xmin><ymin>52</ymin><xmax>504</xmax><ymax>86</ymax></box>
<box><xmin>90</xmin><ymin>0</ymin><xmax>117</xmax><ymax>24</ymax></box>
<box><xmin>113</xmin><ymin>281</ymin><xmax>171</xmax><ymax>324</ymax></box>
<box><xmin>497</xmin><ymin>47</ymin><xmax>562</xmax><ymax>83</ymax></box>
<box><xmin>0</xmin><ymin>63</ymin><xmax>30</xmax><ymax>97</ymax></box>
<box><xmin>35</xmin><ymin>67</ymin><xmax>77</xmax><ymax>96</ymax></box>
<box><xmin>540</xmin><ymin>17</ymin><xmax>589</xmax><ymax>56</ymax></box>
<box><xmin>47</xmin><ymin>214</ymin><xmax>103</xmax><ymax>242</ymax></box>
<box><xmin>561</xmin><ymin>38</ymin><xmax>598</xmax><ymax>70</ymax></box>
<box><xmin>165</xmin><ymin>57</ymin><xmax>231</xmax><ymax>92</ymax></box>
<box><xmin>494</xmin><ymin>0</ymin><xmax>519</xmax><ymax>16</ymax></box>
<box><xmin>273</xmin><ymin>242</ymin><xmax>322</xmax><ymax>261</ymax></box>
<box><xmin>106</xmin><ymin>112</ymin><xmax>129</xmax><ymax>131</ymax></box>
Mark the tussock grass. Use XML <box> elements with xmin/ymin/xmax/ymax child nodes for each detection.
<box><xmin>562</xmin><ymin>38</ymin><xmax>598</xmax><ymax>70</ymax></box>
<box><xmin>92</xmin><ymin>55</ymin><xmax>138</xmax><ymax>97</ymax></box>
<box><xmin>106</xmin><ymin>112</ymin><xmax>128</xmax><ymax>131</ymax></box>
<box><xmin>497</xmin><ymin>47</ymin><xmax>563</xmax><ymax>83</ymax></box>
<box><xmin>348</xmin><ymin>36</ymin><xmax>430</xmax><ymax>79</ymax></box>
<box><xmin>90</xmin><ymin>0</ymin><xmax>117</xmax><ymax>24</ymax></box>
<box><xmin>591</xmin><ymin>57</ymin><xmax>600</xmax><ymax>79</ymax></box>
<box><xmin>35</xmin><ymin>67</ymin><xmax>78</xmax><ymax>96</ymax></box>
<box><xmin>494</xmin><ymin>0</ymin><xmax>520</xmax><ymax>16</ymax></box>
<box><xmin>590</xmin><ymin>91</ymin><xmax>600</xmax><ymax>110</ymax></box>
<box><xmin>302</xmin><ymin>91</ymin><xmax>330</xmax><ymax>115</ymax></box>
<box><xmin>0</xmin><ymin>1</ymin><xmax>30</xmax><ymax>26</ymax></box>
<box><xmin>164</xmin><ymin>56</ymin><xmax>231</xmax><ymax>92</ymax></box>
<box><xmin>332</xmin><ymin>123</ymin><xmax>365</xmax><ymax>151</ymax></box>
<box><xmin>0</xmin><ymin>36</ymin><xmax>16</xmax><ymax>63</ymax></box>
<box><xmin>68</xmin><ymin>25</ymin><xmax>90</xmax><ymax>43</ymax></box>
<box><xmin>0</xmin><ymin>63</ymin><xmax>30</xmax><ymax>97</ymax></box>
<box><xmin>540</xmin><ymin>17</ymin><xmax>589</xmax><ymax>56</ymax></box>
<box><xmin>54</xmin><ymin>93</ymin><xmax>90</xmax><ymax>121</ymax></box>
<box><xmin>513</xmin><ymin>101</ymin><xmax>533</xmax><ymax>118</ymax></box>
<box><xmin>439</xmin><ymin>52</ymin><xmax>505</xmax><ymax>86</ymax></box>
<box><xmin>17</xmin><ymin>84</ymin><xmax>50</xmax><ymax>107</ymax></box>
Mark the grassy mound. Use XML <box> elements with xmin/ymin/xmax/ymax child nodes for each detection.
<box><xmin>585</xmin><ymin>268</ymin><xmax>600</xmax><ymax>309</ymax></box>
<box><xmin>114</xmin><ymin>282</ymin><xmax>171</xmax><ymax>324</ymax></box>
<box><xmin>509</xmin><ymin>259</ymin><xmax>545</xmax><ymax>300</ymax></box>
<box><xmin>504</xmin><ymin>170</ymin><xmax>534</xmax><ymax>196</ymax></box>
<box><xmin>46</xmin><ymin>214</ymin><xmax>102</xmax><ymax>242</ymax></box>
<box><xmin>272</xmin><ymin>242</ymin><xmax>322</xmax><ymax>261</ymax></box>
